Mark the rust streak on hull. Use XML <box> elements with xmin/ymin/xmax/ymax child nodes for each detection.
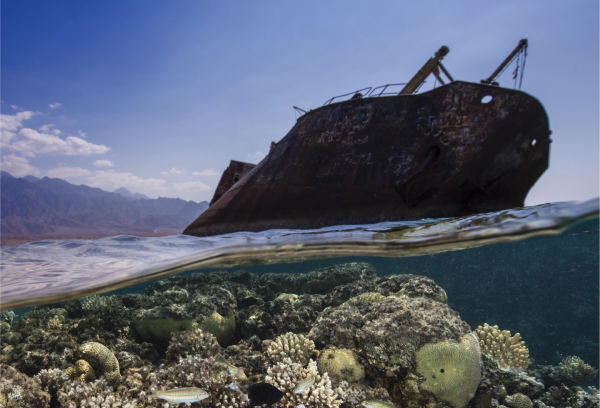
<box><xmin>184</xmin><ymin>81</ymin><xmax>550</xmax><ymax>237</ymax></box>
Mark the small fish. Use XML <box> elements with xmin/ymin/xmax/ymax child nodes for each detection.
<box><xmin>246</xmin><ymin>382</ymin><xmax>284</xmax><ymax>407</ymax></box>
<box><xmin>293</xmin><ymin>375</ymin><xmax>315</xmax><ymax>394</ymax></box>
<box><xmin>215</xmin><ymin>355</ymin><xmax>247</xmax><ymax>379</ymax></box>
<box><xmin>150</xmin><ymin>387</ymin><xmax>209</xmax><ymax>404</ymax></box>
<box><xmin>361</xmin><ymin>400</ymin><xmax>396</xmax><ymax>408</ymax></box>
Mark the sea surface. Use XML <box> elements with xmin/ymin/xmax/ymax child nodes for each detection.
<box><xmin>0</xmin><ymin>199</ymin><xmax>598</xmax><ymax>407</ymax></box>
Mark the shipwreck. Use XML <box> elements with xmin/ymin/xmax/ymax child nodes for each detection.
<box><xmin>184</xmin><ymin>39</ymin><xmax>551</xmax><ymax>237</ymax></box>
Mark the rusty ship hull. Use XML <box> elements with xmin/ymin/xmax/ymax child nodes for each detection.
<box><xmin>184</xmin><ymin>81</ymin><xmax>550</xmax><ymax>237</ymax></box>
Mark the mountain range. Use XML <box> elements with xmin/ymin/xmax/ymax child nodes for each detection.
<box><xmin>0</xmin><ymin>171</ymin><xmax>209</xmax><ymax>236</ymax></box>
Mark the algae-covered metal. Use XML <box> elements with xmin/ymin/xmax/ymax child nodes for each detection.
<box><xmin>184</xmin><ymin>79</ymin><xmax>550</xmax><ymax>237</ymax></box>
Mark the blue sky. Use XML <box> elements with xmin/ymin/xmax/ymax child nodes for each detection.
<box><xmin>1</xmin><ymin>1</ymin><xmax>598</xmax><ymax>204</ymax></box>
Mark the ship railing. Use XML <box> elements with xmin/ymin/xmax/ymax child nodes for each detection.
<box><xmin>321</xmin><ymin>83</ymin><xmax>408</xmax><ymax>106</ymax></box>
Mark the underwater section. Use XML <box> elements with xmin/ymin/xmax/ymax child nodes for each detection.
<box><xmin>0</xmin><ymin>213</ymin><xmax>597</xmax><ymax>407</ymax></box>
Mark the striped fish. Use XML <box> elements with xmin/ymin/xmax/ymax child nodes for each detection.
<box><xmin>361</xmin><ymin>400</ymin><xmax>396</xmax><ymax>408</ymax></box>
<box><xmin>150</xmin><ymin>387</ymin><xmax>209</xmax><ymax>403</ymax></box>
<box><xmin>215</xmin><ymin>355</ymin><xmax>247</xmax><ymax>379</ymax></box>
<box><xmin>293</xmin><ymin>375</ymin><xmax>315</xmax><ymax>394</ymax></box>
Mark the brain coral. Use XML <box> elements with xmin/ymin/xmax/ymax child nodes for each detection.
<box><xmin>558</xmin><ymin>355</ymin><xmax>598</xmax><ymax>384</ymax></box>
<box><xmin>507</xmin><ymin>393</ymin><xmax>533</xmax><ymax>408</ymax></box>
<box><xmin>475</xmin><ymin>323</ymin><xmax>530</xmax><ymax>371</ymax></box>
<box><xmin>134</xmin><ymin>317</ymin><xmax>196</xmax><ymax>341</ymax></box>
<box><xmin>317</xmin><ymin>348</ymin><xmax>365</xmax><ymax>382</ymax></box>
<box><xmin>80</xmin><ymin>342</ymin><xmax>121</xmax><ymax>387</ymax></box>
<box><xmin>65</xmin><ymin>360</ymin><xmax>96</xmax><ymax>383</ymax></box>
<box><xmin>415</xmin><ymin>332</ymin><xmax>482</xmax><ymax>408</ymax></box>
<box><xmin>268</xmin><ymin>332</ymin><xmax>316</xmax><ymax>365</ymax></box>
<box><xmin>199</xmin><ymin>308</ymin><xmax>236</xmax><ymax>345</ymax></box>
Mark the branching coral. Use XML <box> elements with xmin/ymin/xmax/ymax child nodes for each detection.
<box><xmin>166</xmin><ymin>328</ymin><xmax>221</xmax><ymax>362</ymax></box>
<box><xmin>79</xmin><ymin>295</ymin><xmax>118</xmax><ymax>314</ymax></box>
<box><xmin>267</xmin><ymin>332</ymin><xmax>316</xmax><ymax>365</ymax></box>
<box><xmin>265</xmin><ymin>359</ymin><xmax>342</xmax><ymax>408</ymax></box>
<box><xmin>34</xmin><ymin>367</ymin><xmax>70</xmax><ymax>394</ymax></box>
<box><xmin>475</xmin><ymin>323</ymin><xmax>530</xmax><ymax>371</ymax></box>
<box><xmin>558</xmin><ymin>355</ymin><xmax>597</xmax><ymax>384</ymax></box>
<box><xmin>0</xmin><ymin>364</ymin><xmax>51</xmax><ymax>408</ymax></box>
<box><xmin>80</xmin><ymin>342</ymin><xmax>121</xmax><ymax>387</ymax></box>
<box><xmin>317</xmin><ymin>348</ymin><xmax>364</xmax><ymax>382</ymax></box>
<box><xmin>415</xmin><ymin>332</ymin><xmax>482</xmax><ymax>408</ymax></box>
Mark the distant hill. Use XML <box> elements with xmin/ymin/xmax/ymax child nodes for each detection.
<box><xmin>114</xmin><ymin>187</ymin><xmax>149</xmax><ymax>200</ymax></box>
<box><xmin>0</xmin><ymin>172</ymin><xmax>209</xmax><ymax>236</ymax></box>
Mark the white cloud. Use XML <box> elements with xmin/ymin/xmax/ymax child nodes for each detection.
<box><xmin>86</xmin><ymin>170</ymin><xmax>166</xmax><ymax>191</ymax></box>
<box><xmin>10</xmin><ymin>105</ymin><xmax>21</xmax><ymax>110</ymax></box>
<box><xmin>78</xmin><ymin>130</ymin><xmax>87</xmax><ymax>138</ymax></box>
<box><xmin>174</xmin><ymin>181</ymin><xmax>212</xmax><ymax>192</ymax></box>
<box><xmin>247</xmin><ymin>151</ymin><xmax>264</xmax><ymax>159</ymax></box>
<box><xmin>192</xmin><ymin>168</ymin><xmax>220</xmax><ymax>176</ymax></box>
<box><xmin>0</xmin><ymin>154</ymin><xmax>40</xmax><ymax>177</ymax></box>
<box><xmin>39</xmin><ymin>124</ymin><xmax>61</xmax><ymax>135</ymax></box>
<box><xmin>0</xmin><ymin>111</ymin><xmax>37</xmax><ymax>148</ymax></box>
<box><xmin>46</xmin><ymin>166</ymin><xmax>91</xmax><ymax>179</ymax></box>
<box><xmin>162</xmin><ymin>167</ymin><xmax>185</xmax><ymax>175</ymax></box>
<box><xmin>94</xmin><ymin>159</ymin><xmax>114</xmax><ymax>167</ymax></box>
<box><xmin>49</xmin><ymin>102</ymin><xmax>63</xmax><ymax>109</ymax></box>
<box><xmin>9</xmin><ymin>128</ymin><xmax>110</xmax><ymax>157</ymax></box>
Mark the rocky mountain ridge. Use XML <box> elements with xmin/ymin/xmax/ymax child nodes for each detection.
<box><xmin>0</xmin><ymin>172</ymin><xmax>209</xmax><ymax>236</ymax></box>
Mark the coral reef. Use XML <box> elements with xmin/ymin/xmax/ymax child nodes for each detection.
<box><xmin>265</xmin><ymin>359</ymin><xmax>342</xmax><ymax>408</ymax></box>
<box><xmin>0</xmin><ymin>364</ymin><xmax>51</xmax><ymax>408</ymax></box>
<box><xmin>558</xmin><ymin>356</ymin><xmax>598</xmax><ymax>384</ymax></box>
<box><xmin>65</xmin><ymin>359</ymin><xmax>96</xmax><ymax>383</ymax></box>
<box><xmin>33</xmin><ymin>367</ymin><xmax>70</xmax><ymax>395</ymax></box>
<box><xmin>133</xmin><ymin>317</ymin><xmax>196</xmax><ymax>341</ymax></box>
<box><xmin>199</xmin><ymin>308</ymin><xmax>236</xmax><ymax>345</ymax></box>
<box><xmin>505</xmin><ymin>392</ymin><xmax>533</xmax><ymax>408</ymax></box>
<box><xmin>344</xmin><ymin>292</ymin><xmax>385</xmax><ymax>307</ymax></box>
<box><xmin>267</xmin><ymin>332</ymin><xmax>315</xmax><ymax>365</ymax></box>
<box><xmin>415</xmin><ymin>332</ymin><xmax>481</xmax><ymax>408</ymax></box>
<box><xmin>317</xmin><ymin>348</ymin><xmax>364</xmax><ymax>382</ymax></box>
<box><xmin>80</xmin><ymin>342</ymin><xmax>121</xmax><ymax>387</ymax></box>
<box><xmin>475</xmin><ymin>323</ymin><xmax>530</xmax><ymax>371</ymax></box>
<box><xmin>166</xmin><ymin>328</ymin><xmax>221</xmax><ymax>362</ymax></box>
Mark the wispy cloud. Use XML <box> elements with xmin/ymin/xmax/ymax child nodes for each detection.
<box><xmin>0</xmin><ymin>111</ymin><xmax>38</xmax><ymax>148</ymax></box>
<box><xmin>10</xmin><ymin>105</ymin><xmax>21</xmax><ymax>111</ymax></box>
<box><xmin>86</xmin><ymin>170</ymin><xmax>166</xmax><ymax>191</ymax></box>
<box><xmin>0</xmin><ymin>154</ymin><xmax>40</xmax><ymax>177</ymax></box>
<box><xmin>46</xmin><ymin>166</ymin><xmax>91</xmax><ymax>178</ymax></box>
<box><xmin>49</xmin><ymin>102</ymin><xmax>63</xmax><ymax>109</ymax></box>
<box><xmin>39</xmin><ymin>124</ymin><xmax>61</xmax><ymax>135</ymax></box>
<box><xmin>162</xmin><ymin>167</ymin><xmax>185</xmax><ymax>175</ymax></box>
<box><xmin>10</xmin><ymin>128</ymin><xmax>110</xmax><ymax>157</ymax></box>
<box><xmin>78</xmin><ymin>130</ymin><xmax>87</xmax><ymax>138</ymax></box>
<box><xmin>192</xmin><ymin>168</ymin><xmax>219</xmax><ymax>176</ymax></box>
<box><xmin>173</xmin><ymin>181</ymin><xmax>212</xmax><ymax>192</ymax></box>
<box><xmin>93</xmin><ymin>159</ymin><xmax>114</xmax><ymax>167</ymax></box>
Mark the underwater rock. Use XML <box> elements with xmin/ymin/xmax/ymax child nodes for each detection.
<box><xmin>317</xmin><ymin>348</ymin><xmax>365</xmax><ymax>383</ymax></box>
<box><xmin>415</xmin><ymin>333</ymin><xmax>482</xmax><ymax>408</ymax></box>
<box><xmin>265</xmin><ymin>359</ymin><xmax>342</xmax><ymax>408</ymax></box>
<box><xmin>262</xmin><ymin>262</ymin><xmax>377</xmax><ymax>295</ymax></box>
<box><xmin>0</xmin><ymin>364</ymin><xmax>51</xmax><ymax>408</ymax></box>
<box><xmin>267</xmin><ymin>332</ymin><xmax>316</xmax><ymax>365</ymax></box>
<box><xmin>166</xmin><ymin>328</ymin><xmax>221</xmax><ymax>362</ymax></box>
<box><xmin>475</xmin><ymin>323</ymin><xmax>530</xmax><ymax>371</ymax></box>
<box><xmin>558</xmin><ymin>356</ymin><xmax>597</xmax><ymax>384</ymax></box>
<box><xmin>343</xmin><ymin>292</ymin><xmax>386</xmax><ymax>307</ymax></box>
<box><xmin>535</xmin><ymin>383</ymin><xmax>600</xmax><ymax>408</ymax></box>
<box><xmin>80</xmin><ymin>342</ymin><xmax>121</xmax><ymax>387</ymax></box>
<box><xmin>477</xmin><ymin>354</ymin><xmax>544</xmax><ymax>403</ymax></box>
<box><xmin>310</xmin><ymin>296</ymin><xmax>470</xmax><ymax>374</ymax></box>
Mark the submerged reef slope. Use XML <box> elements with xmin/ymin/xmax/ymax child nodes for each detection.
<box><xmin>0</xmin><ymin>262</ymin><xmax>598</xmax><ymax>408</ymax></box>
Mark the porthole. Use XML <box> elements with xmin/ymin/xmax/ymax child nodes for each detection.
<box><xmin>481</xmin><ymin>95</ymin><xmax>493</xmax><ymax>104</ymax></box>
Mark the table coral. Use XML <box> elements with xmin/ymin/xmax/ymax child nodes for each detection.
<box><xmin>80</xmin><ymin>342</ymin><xmax>121</xmax><ymax>387</ymax></box>
<box><xmin>317</xmin><ymin>348</ymin><xmax>365</xmax><ymax>382</ymax></box>
<box><xmin>265</xmin><ymin>359</ymin><xmax>342</xmax><ymax>408</ymax></box>
<box><xmin>475</xmin><ymin>323</ymin><xmax>530</xmax><ymax>371</ymax></box>
<box><xmin>415</xmin><ymin>332</ymin><xmax>482</xmax><ymax>408</ymax></box>
<box><xmin>268</xmin><ymin>332</ymin><xmax>316</xmax><ymax>365</ymax></box>
<box><xmin>558</xmin><ymin>355</ymin><xmax>597</xmax><ymax>384</ymax></box>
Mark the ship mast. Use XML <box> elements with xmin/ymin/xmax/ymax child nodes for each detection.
<box><xmin>481</xmin><ymin>39</ymin><xmax>528</xmax><ymax>86</ymax></box>
<box><xmin>399</xmin><ymin>46</ymin><xmax>452</xmax><ymax>95</ymax></box>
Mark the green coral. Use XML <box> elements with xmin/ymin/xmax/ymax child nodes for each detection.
<box><xmin>199</xmin><ymin>308</ymin><xmax>236</xmax><ymax>345</ymax></box>
<box><xmin>133</xmin><ymin>318</ymin><xmax>196</xmax><ymax>341</ymax></box>
<box><xmin>558</xmin><ymin>355</ymin><xmax>597</xmax><ymax>384</ymax></box>
<box><xmin>80</xmin><ymin>342</ymin><xmax>121</xmax><ymax>387</ymax></box>
<box><xmin>415</xmin><ymin>333</ymin><xmax>481</xmax><ymax>408</ymax></box>
<box><xmin>317</xmin><ymin>348</ymin><xmax>365</xmax><ymax>382</ymax></box>
<box><xmin>508</xmin><ymin>393</ymin><xmax>532</xmax><ymax>408</ymax></box>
